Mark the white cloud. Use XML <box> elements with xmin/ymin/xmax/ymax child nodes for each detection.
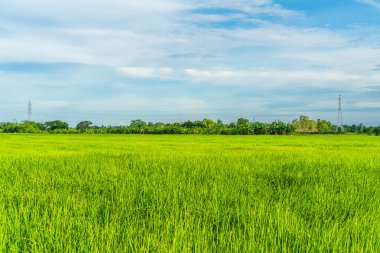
<box><xmin>280</xmin><ymin>47</ymin><xmax>380</xmax><ymax>71</ymax></box>
<box><xmin>1</xmin><ymin>0</ymin><xmax>380</xmax><ymax>124</ymax></box>
<box><xmin>67</xmin><ymin>94</ymin><xmax>209</xmax><ymax>113</ymax></box>
<box><xmin>113</xmin><ymin>66</ymin><xmax>365</xmax><ymax>89</ymax></box>
<box><xmin>117</xmin><ymin>67</ymin><xmax>174</xmax><ymax>78</ymax></box>
<box><xmin>34</xmin><ymin>100</ymin><xmax>72</xmax><ymax>109</ymax></box>
<box><xmin>356</xmin><ymin>101</ymin><xmax>380</xmax><ymax>108</ymax></box>
<box><xmin>227</xmin><ymin>26</ymin><xmax>347</xmax><ymax>49</ymax></box>
<box><xmin>185</xmin><ymin>13</ymin><xmax>247</xmax><ymax>23</ymax></box>
<box><xmin>189</xmin><ymin>0</ymin><xmax>301</xmax><ymax>17</ymax></box>
<box><xmin>0</xmin><ymin>1</ymin><xmax>357</xmax><ymax>69</ymax></box>
<box><xmin>1</xmin><ymin>0</ymin><xmax>188</xmax><ymax>20</ymax></box>
<box><xmin>183</xmin><ymin>68</ymin><xmax>361</xmax><ymax>87</ymax></box>
<box><xmin>357</xmin><ymin>0</ymin><xmax>380</xmax><ymax>9</ymax></box>
<box><xmin>114</xmin><ymin>65</ymin><xmax>373</xmax><ymax>91</ymax></box>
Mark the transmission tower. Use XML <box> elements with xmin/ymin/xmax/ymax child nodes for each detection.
<box><xmin>336</xmin><ymin>94</ymin><xmax>343</xmax><ymax>133</ymax></box>
<box><xmin>28</xmin><ymin>101</ymin><xmax>32</xmax><ymax>121</ymax></box>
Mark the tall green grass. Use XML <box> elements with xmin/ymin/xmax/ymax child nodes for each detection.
<box><xmin>0</xmin><ymin>134</ymin><xmax>379</xmax><ymax>252</ymax></box>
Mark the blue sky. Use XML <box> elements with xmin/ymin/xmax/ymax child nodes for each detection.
<box><xmin>0</xmin><ymin>0</ymin><xmax>380</xmax><ymax>125</ymax></box>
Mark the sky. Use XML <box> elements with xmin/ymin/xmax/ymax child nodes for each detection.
<box><xmin>0</xmin><ymin>0</ymin><xmax>380</xmax><ymax>126</ymax></box>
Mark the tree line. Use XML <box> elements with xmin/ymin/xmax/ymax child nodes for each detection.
<box><xmin>0</xmin><ymin>116</ymin><xmax>379</xmax><ymax>135</ymax></box>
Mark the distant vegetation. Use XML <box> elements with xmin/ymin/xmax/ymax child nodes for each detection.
<box><xmin>0</xmin><ymin>115</ymin><xmax>379</xmax><ymax>135</ymax></box>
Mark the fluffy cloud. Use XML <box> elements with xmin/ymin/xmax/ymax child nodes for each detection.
<box><xmin>357</xmin><ymin>0</ymin><xmax>380</xmax><ymax>9</ymax></box>
<box><xmin>1</xmin><ymin>0</ymin><xmax>380</xmax><ymax>124</ymax></box>
<box><xmin>183</xmin><ymin>68</ymin><xmax>361</xmax><ymax>87</ymax></box>
<box><xmin>117</xmin><ymin>67</ymin><xmax>174</xmax><ymax>78</ymax></box>
<box><xmin>190</xmin><ymin>0</ymin><xmax>301</xmax><ymax>17</ymax></box>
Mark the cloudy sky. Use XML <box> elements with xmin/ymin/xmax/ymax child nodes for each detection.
<box><xmin>1</xmin><ymin>0</ymin><xmax>380</xmax><ymax>125</ymax></box>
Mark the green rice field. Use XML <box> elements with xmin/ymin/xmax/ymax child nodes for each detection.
<box><xmin>0</xmin><ymin>134</ymin><xmax>379</xmax><ymax>252</ymax></box>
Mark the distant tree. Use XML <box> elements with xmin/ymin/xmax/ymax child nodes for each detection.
<box><xmin>76</xmin><ymin>121</ymin><xmax>93</xmax><ymax>132</ymax></box>
<box><xmin>358</xmin><ymin>123</ymin><xmax>365</xmax><ymax>133</ymax></box>
<box><xmin>193</xmin><ymin>121</ymin><xmax>203</xmax><ymax>128</ymax></box>
<box><xmin>317</xmin><ymin>119</ymin><xmax>333</xmax><ymax>133</ymax></box>
<box><xmin>45</xmin><ymin>120</ymin><xmax>69</xmax><ymax>131</ymax></box>
<box><xmin>182</xmin><ymin>120</ymin><xmax>194</xmax><ymax>128</ymax></box>
<box><xmin>2</xmin><ymin>122</ymin><xmax>21</xmax><ymax>133</ymax></box>
<box><xmin>293</xmin><ymin>115</ymin><xmax>317</xmax><ymax>133</ymax></box>
<box><xmin>0</xmin><ymin>115</ymin><xmax>376</xmax><ymax>135</ymax></box>
<box><xmin>375</xmin><ymin>126</ymin><xmax>380</xmax><ymax>136</ymax></box>
<box><xmin>19</xmin><ymin>121</ymin><xmax>43</xmax><ymax>133</ymax></box>
<box><xmin>347</xmin><ymin>123</ymin><xmax>365</xmax><ymax>133</ymax></box>
<box><xmin>202</xmin><ymin>119</ymin><xmax>216</xmax><ymax>129</ymax></box>
<box><xmin>236</xmin><ymin>118</ymin><xmax>250</xmax><ymax>127</ymax></box>
<box><xmin>269</xmin><ymin>120</ymin><xmax>293</xmax><ymax>135</ymax></box>
<box><xmin>252</xmin><ymin>122</ymin><xmax>267</xmax><ymax>135</ymax></box>
<box><xmin>228</xmin><ymin>122</ymin><xmax>236</xmax><ymax>128</ymax></box>
<box><xmin>129</xmin><ymin>119</ymin><xmax>147</xmax><ymax>128</ymax></box>
<box><xmin>154</xmin><ymin>122</ymin><xmax>165</xmax><ymax>128</ymax></box>
<box><xmin>35</xmin><ymin>122</ymin><xmax>46</xmax><ymax>131</ymax></box>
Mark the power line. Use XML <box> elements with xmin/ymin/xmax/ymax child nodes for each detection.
<box><xmin>28</xmin><ymin>101</ymin><xmax>32</xmax><ymax>121</ymax></box>
<box><xmin>336</xmin><ymin>94</ymin><xmax>344</xmax><ymax>133</ymax></box>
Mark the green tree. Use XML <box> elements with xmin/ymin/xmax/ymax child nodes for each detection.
<box><xmin>236</xmin><ymin>118</ymin><xmax>250</xmax><ymax>127</ymax></box>
<box><xmin>76</xmin><ymin>121</ymin><xmax>93</xmax><ymax>132</ymax></box>
<box><xmin>317</xmin><ymin>119</ymin><xmax>333</xmax><ymax>133</ymax></box>
<box><xmin>19</xmin><ymin>121</ymin><xmax>43</xmax><ymax>133</ymax></box>
<box><xmin>129</xmin><ymin>119</ymin><xmax>147</xmax><ymax>128</ymax></box>
<box><xmin>2</xmin><ymin>122</ymin><xmax>21</xmax><ymax>133</ymax></box>
<box><xmin>202</xmin><ymin>119</ymin><xmax>216</xmax><ymax>129</ymax></box>
<box><xmin>293</xmin><ymin>115</ymin><xmax>317</xmax><ymax>133</ymax></box>
<box><xmin>182</xmin><ymin>120</ymin><xmax>194</xmax><ymax>128</ymax></box>
<box><xmin>45</xmin><ymin>120</ymin><xmax>69</xmax><ymax>131</ymax></box>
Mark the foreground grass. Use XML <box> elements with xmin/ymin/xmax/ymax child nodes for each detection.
<box><xmin>0</xmin><ymin>134</ymin><xmax>379</xmax><ymax>252</ymax></box>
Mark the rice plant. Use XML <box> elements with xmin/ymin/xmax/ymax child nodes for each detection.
<box><xmin>0</xmin><ymin>134</ymin><xmax>379</xmax><ymax>252</ymax></box>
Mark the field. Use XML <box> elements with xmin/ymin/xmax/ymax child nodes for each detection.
<box><xmin>0</xmin><ymin>134</ymin><xmax>379</xmax><ymax>252</ymax></box>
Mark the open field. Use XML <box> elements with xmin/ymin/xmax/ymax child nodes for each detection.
<box><xmin>0</xmin><ymin>134</ymin><xmax>379</xmax><ymax>252</ymax></box>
